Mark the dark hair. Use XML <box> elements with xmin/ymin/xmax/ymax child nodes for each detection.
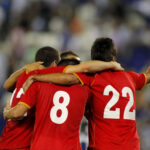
<box><xmin>60</xmin><ymin>50</ymin><xmax>79</xmax><ymax>59</ymax></box>
<box><xmin>57</xmin><ymin>58</ymin><xmax>80</xmax><ymax>66</ymax></box>
<box><xmin>35</xmin><ymin>46</ymin><xmax>60</xmax><ymax>67</ymax></box>
<box><xmin>91</xmin><ymin>38</ymin><xmax>117</xmax><ymax>62</ymax></box>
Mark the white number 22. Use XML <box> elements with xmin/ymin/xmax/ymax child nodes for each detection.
<box><xmin>103</xmin><ymin>85</ymin><xmax>135</xmax><ymax>120</ymax></box>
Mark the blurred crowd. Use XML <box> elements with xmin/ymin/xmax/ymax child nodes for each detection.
<box><xmin>0</xmin><ymin>0</ymin><xmax>150</xmax><ymax>150</ymax></box>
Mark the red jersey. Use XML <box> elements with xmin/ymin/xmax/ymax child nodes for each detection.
<box><xmin>19</xmin><ymin>81</ymin><xmax>91</xmax><ymax>150</ymax></box>
<box><xmin>0</xmin><ymin>66</ymin><xmax>65</xmax><ymax>149</ymax></box>
<box><xmin>76</xmin><ymin>71</ymin><xmax>146</xmax><ymax>150</ymax></box>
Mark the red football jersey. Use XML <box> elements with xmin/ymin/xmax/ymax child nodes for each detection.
<box><xmin>76</xmin><ymin>71</ymin><xmax>146</xmax><ymax>150</ymax></box>
<box><xmin>19</xmin><ymin>81</ymin><xmax>91</xmax><ymax>150</ymax></box>
<box><xmin>0</xmin><ymin>66</ymin><xmax>65</xmax><ymax>149</ymax></box>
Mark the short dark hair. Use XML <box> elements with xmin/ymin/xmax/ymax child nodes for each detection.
<box><xmin>91</xmin><ymin>38</ymin><xmax>117</xmax><ymax>62</ymax></box>
<box><xmin>57</xmin><ymin>58</ymin><xmax>80</xmax><ymax>66</ymax></box>
<box><xmin>60</xmin><ymin>50</ymin><xmax>79</xmax><ymax>59</ymax></box>
<box><xmin>35</xmin><ymin>46</ymin><xmax>60</xmax><ymax>67</ymax></box>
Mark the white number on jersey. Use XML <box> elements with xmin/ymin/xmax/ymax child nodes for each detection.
<box><xmin>10</xmin><ymin>88</ymin><xmax>24</xmax><ymax>106</ymax></box>
<box><xmin>10</xmin><ymin>88</ymin><xmax>17</xmax><ymax>106</ymax></box>
<box><xmin>103</xmin><ymin>85</ymin><xmax>135</xmax><ymax>120</ymax></box>
<box><xmin>103</xmin><ymin>85</ymin><xmax>120</xmax><ymax>119</ymax></box>
<box><xmin>122</xmin><ymin>87</ymin><xmax>135</xmax><ymax>120</ymax></box>
<box><xmin>9</xmin><ymin>88</ymin><xmax>27</xmax><ymax>117</ymax></box>
<box><xmin>50</xmin><ymin>91</ymin><xmax>70</xmax><ymax>124</ymax></box>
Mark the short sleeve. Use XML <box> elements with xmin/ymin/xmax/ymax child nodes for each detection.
<box><xmin>73</xmin><ymin>73</ymin><xmax>93</xmax><ymax>86</ymax></box>
<box><xmin>19</xmin><ymin>83</ymin><xmax>38</xmax><ymax>109</ymax></box>
<box><xmin>128</xmin><ymin>72</ymin><xmax>146</xmax><ymax>90</ymax></box>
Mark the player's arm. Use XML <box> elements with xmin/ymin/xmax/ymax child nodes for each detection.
<box><xmin>3</xmin><ymin>62</ymin><xmax>43</xmax><ymax>92</ymax></box>
<box><xmin>3</xmin><ymin>103</ymin><xmax>29</xmax><ymax>120</ymax></box>
<box><xmin>31</xmin><ymin>73</ymin><xmax>79</xmax><ymax>85</ymax></box>
<box><xmin>64</xmin><ymin>60</ymin><xmax>124</xmax><ymax>73</ymax></box>
<box><xmin>3</xmin><ymin>67</ymin><xmax>26</xmax><ymax>92</ymax></box>
<box><xmin>145</xmin><ymin>66</ymin><xmax>150</xmax><ymax>84</ymax></box>
<box><xmin>129</xmin><ymin>66</ymin><xmax>150</xmax><ymax>90</ymax></box>
<box><xmin>23</xmin><ymin>61</ymin><xmax>123</xmax><ymax>92</ymax></box>
<box><xmin>23</xmin><ymin>73</ymin><xmax>80</xmax><ymax>93</ymax></box>
<box><xmin>4</xmin><ymin>83</ymin><xmax>37</xmax><ymax>120</ymax></box>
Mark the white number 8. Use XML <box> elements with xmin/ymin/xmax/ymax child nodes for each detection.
<box><xmin>50</xmin><ymin>91</ymin><xmax>70</xmax><ymax>124</ymax></box>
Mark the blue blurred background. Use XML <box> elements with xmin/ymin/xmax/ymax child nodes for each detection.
<box><xmin>0</xmin><ymin>0</ymin><xmax>150</xmax><ymax>149</ymax></box>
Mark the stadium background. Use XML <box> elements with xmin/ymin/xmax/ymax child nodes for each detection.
<box><xmin>0</xmin><ymin>0</ymin><xmax>150</xmax><ymax>149</ymax></box>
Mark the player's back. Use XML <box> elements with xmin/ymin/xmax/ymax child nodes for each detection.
<box><xmin>0</xmin><ymin>67</ymin><xmax>65</xmax><ymax>149</ymax></box>
<box><xmin>0</xmin><ymin>72</ymin><xmax>35</xmax><ymax>149</ymax></box>
<box><xmin>30</xmin><ymin>82</ymin><xmax>90</xmax><ymax>150</ymax></box>
<box><xmin>88</xmin><ymin>71</ymin><xmax>146</xmax><ymax>150</ymax></box>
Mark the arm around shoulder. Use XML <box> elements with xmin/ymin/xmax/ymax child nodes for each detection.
<box><xmin>32</xmin><ymin>73</ymin><xmax>80</xmax><ymax>85</ymax></box>
<box><xmin>3</xmin><ymin>62</ymin><xmax>43</xmax><ymax>92</ymax></box>
<box><xmin>3</xmin><ymin>67</ymin><xmax>25</xmax><ymax>92</ymax></box>
<box><xmin>64</xmin><ymin>61</ymin><xmax>124</xmax><ymax>73</ymax></box>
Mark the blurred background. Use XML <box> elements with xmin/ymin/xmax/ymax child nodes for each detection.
<box><xmin>0</xmin><ymin>0</ymin><xmax>150</xmax><ymax>149</ymax></box>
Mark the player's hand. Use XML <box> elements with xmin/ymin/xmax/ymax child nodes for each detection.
<box><xmin>23</xmin><ymin>76</ymin><xmax>35</xmax><ymax>93</ymax></box>
<box><xmin>111</xmin><ymin>61</ymin><xmax>124</xmax><ymax>71</ymax></box>
<box><xmin>145</xmin><ymin>66</ymin><xmax>150</xmax><ymax>84</ymax></box>
<box><xmin>24</xmin><ymin>62</ymin><xmax>44</xmax><ymax>73</ymax></box>
<box><xmin>3</xmin><ymin>101</ymin><xmax>11</xmax><ymax>120</ymax></box>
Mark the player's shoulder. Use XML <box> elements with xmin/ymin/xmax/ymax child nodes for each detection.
<box><xmin>28</xmin><ymin>81</ymin><xmax>42</xmax><ymax>91</ymax></box>
<box><xmin>17</xmin><ymin>72</ymin><xmax>28</xmax><ymax>84</ymax></box>
<box><xmin>39</xmin><ymin>66</ymin><xmax>66</xmax><ymax>74</ymax></box>
<box><xmin>18</xmin><ymin>72</ymin><xmax>26</xmax><ymax>79</ymax></box>
<box><xmin>126</xmin><ymin>71</ymin><xmax>138</xmax><ymax>76</ymax></box>
<box><xmin>115</xmin><ymin>71</ymin><xmax>140</xmax><ymax>81</ymax></box>
<box><xmin>125</xmin><ymin>71</ymin><xmax>144</xmax><ymax>79</ymax></box>
<box><xmin>32</xmin><ymin>81</ymin><xmax>51</xmax><ymax>89</ymax></box>
<box><xmin>32</xmin><ymin>81</ymin><xmax>42</xmax><ymax>86</ymax></box>
<box><xmin>18</xmin><ymin>70</ymin><xmax>38</xmax><ymax>80</ymax></box>
<box><xmin>108</xmin><ymin>71</ymin><xmax>138</xmax><ymax>77</ymax></box>
<box><xmin>96</xmin><ymin>70</ymin><xmax>124</xmax><ymax>77</ymax></box>
<box><xmin>125</xmin><ymin>71</ymin><xmax>143</xmax><ymax>84</ymax></box>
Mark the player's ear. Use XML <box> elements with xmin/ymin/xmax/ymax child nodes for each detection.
<box><xmin>50</xmin><ymin>60</ymin><xmax>57</xmax><ymax>67</ymax></box>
